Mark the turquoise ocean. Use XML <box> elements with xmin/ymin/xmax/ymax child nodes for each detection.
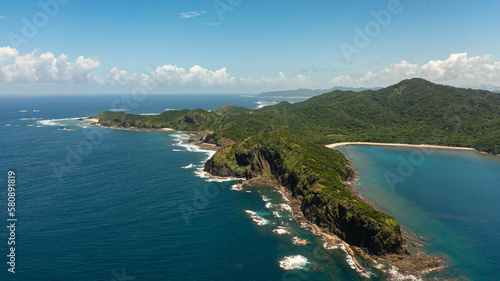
<box><xmin>0</xmin><ymin>94</ymin><xmax>498</xmax><ymax>280</ymax></box>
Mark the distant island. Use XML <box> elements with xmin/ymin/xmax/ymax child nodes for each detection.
<box><xmin>90</xmin><ymin>78</ymin><xmax>499</xmax><ymax>276</ymax></box>
<box><xmin>258</xmin><ymin>86</ymin><xmax>381</xmax><ymax>97</ymax></box>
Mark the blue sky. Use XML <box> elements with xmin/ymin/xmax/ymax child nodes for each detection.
<box><xmin>0</xmin><ymin>0</ymin><xmax>499</xmax><ymax>94</ymax></box>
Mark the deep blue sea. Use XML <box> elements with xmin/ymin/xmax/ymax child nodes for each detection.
<box><xmin>0</xmin><ymin>94</ymin><xmax>498</xmax><ymax>281</ymax></box>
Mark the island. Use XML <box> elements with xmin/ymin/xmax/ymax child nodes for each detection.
<box><xmin>90</xmin><ymin>78</ymin><xmax>500</xmax><ymax>275</ymax></box>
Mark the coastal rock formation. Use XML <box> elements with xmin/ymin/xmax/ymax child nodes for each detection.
<box><xmin>204</xmin><ymin>130</ymin><xmax>403</xmax><ymax>255</ymax></box>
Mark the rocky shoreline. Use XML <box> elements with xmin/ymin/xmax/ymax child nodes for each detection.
<box><xmin>91</xmin><ymin>119</ymin><xmax>447</xmax><ymax>278</ymax></box>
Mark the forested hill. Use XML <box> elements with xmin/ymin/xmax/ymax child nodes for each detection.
<box><xmin>257</xmin><ymin>86</ymin><xmax>378</xmax><ymax>97</ymax></box>
<box><xmin>95</xmin><ymin>78</ymin><xmax>500</xmax><ymax>154</ymax></box>
<box><xmin>92</xmin><ymin>78</ymin><xmax>499</xmax><ymax>254</ymax></box>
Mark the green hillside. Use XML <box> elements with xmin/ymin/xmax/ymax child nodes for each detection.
<box><xmin>92</xmin><ymin>78</ymin><xmax>500</xmax><ymax>254</ymax></box>
<box><xmin>95</xmin><ymin>78</ymin><xmax>500</xmax><ymax>154</ymax></box>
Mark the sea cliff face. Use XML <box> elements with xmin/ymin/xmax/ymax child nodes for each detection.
<box><xmin>204</xmin><ymin>130</ymin><xmax>403</xmax><ymax>255</ymax></box>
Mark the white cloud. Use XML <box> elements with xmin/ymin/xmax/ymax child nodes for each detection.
<box><xmin>179</xmin><ymin>11</ymin><xmax>206</xmax><ymax>19</ymax></box>
<box><xmin>0</xmin><ymin>49</ymin><xmax>100</xmax><ymax>84</ymax></box>
<box><xmin>330</xmin><ymin>53</ymin><xmax>500</xmax><ymax>87</ymax></box>
<box><xmin>0</xmin><ymin>46</ymin><xmax>19</xmax><ymax>61</ymax></box>
<box><xmin>0</xmin><ymin>47</ymin><xmax>310</xmax><ymax>92</ymax></box>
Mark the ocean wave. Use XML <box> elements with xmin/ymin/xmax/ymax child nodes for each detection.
<box><xmin>108</xmin><ymin>108</ymin><xmax>128</xmax><ymax>111</ymax></box>
<box><xmin>322</xmin><ymin>241</ymin><xmax>341</xmax><ymax>250</ymax></box>
<box><xmin>33</xmin><ymin>109</ymin><xmax>40</xmax><ymax>112</ymax></box>
<box><xmin>170</xmin><ymin>133</ymin><xmax>216</xmax><ymax>161</ymax></box>
<box><xmin>164</xmin><ymin>108</ymin><xmax>176</xmax><ymax>111</ymax></box>
<box><xmin>245</xmin><ymin>210</ymin><xmax>269</xmax><ymax>226</ymax></box>
<box><xmin>278</xmin><ymin>255</ymin><xmax>310</xmax><ymax>270</ymax></box>
<box><xmin>280</xmin><ymin>203</ymin><xmax>292</xmax><ymax>212</ymax></box>
<box><xmin>334</xmin><ymin>243</ymin><xmax>371</xmax><ymax>278</ymax></box>
<box><xmin>20</xmin><ymin>118</ymin><xmax>41</xmax><ymax>120</ymax></box>
<box><xmin>37</xmin><ymin>117</ymin><xmax>94</xmax><ymax>128</ymax></box>
<box><xmin>386</xmin><ymin>265</ymin><xmax>422</xmax><ymax>281</ymax></box>
<box><xmin>255</xmin><ymin>101</ymin><xmax>280</xmax><ymax>109</ymax></box>
<box><xmin>182</xmin><ymin>164</ymin><xmax>194</xmax><ymax>169</ymax></box>
<box><xmin>278</xmin><ymin>190</ymin><xmax>290</xmax><ymax>202</ymax></box>
<box><xmin>272</xmin><ymin>211</ymin><xmax>281</xmax><ymax>218</ymax></box>
<box><xmin>265</xmin><ymin>202</ymin><xmax>273</xmax><ymax>209</ymax></box>
<box><xmin>261</xmin><ymin>195</ymin><xmax>270</xmax><ymax>202</ymax></box>
<box><xmin>272</xmin><ymin>226</ymin><xmax>290</xmax><ymax>235</ymax></box>
<box><xmin>231</xmin><ymin>184</ymin><xmax>243</xmax><ymax>191</ymax></box>
<box><xmin>5</xmin><ymin>124</ymin><xmax>11</xmax><ymax>126</ymax></box>
<box><xmin>18</xmin><ymin>110</ymin><xmax>27</xmax><ymax>112</ymax></box>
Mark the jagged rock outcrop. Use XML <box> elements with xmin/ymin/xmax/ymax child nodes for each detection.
<box><xmin>204</xmin><ymin>131</ymin><xmax>403</xmax><ymax>255</ymax></box>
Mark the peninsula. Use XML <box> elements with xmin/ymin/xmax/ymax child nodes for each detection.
<box><xmin>91</xmin><ymin>78</ymin><xmax>500</xmax><ymax>273</ymax></box>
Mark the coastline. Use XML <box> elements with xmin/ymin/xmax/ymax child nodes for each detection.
<box><xmin>85</xmin><ymin>117</ymin><xmax>175</xmax><ymax>132</ymax></box>
<box><xmin>341</xmin><ymin>159</ymin><xmax>446</xmax><ymax>276</ymax></box>
<box><xmin>240</xmin><ymin>176</ymin><xmax>445</xmax><ymax>278</ymax></box>
<box><xmin>91</xmin><ymin>117</ymin><xmax>447</xmax><ymax>277</ymax></box>
<box><xmin>326</xmin><ymin>142</ymin><xmax>476</xmax><ymax>151</ymax></box>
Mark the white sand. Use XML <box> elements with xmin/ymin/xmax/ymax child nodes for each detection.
<box><xmin>326</xmin><ymin>142</ymin><xmax>476</xmax><ymax>151</ymax></box>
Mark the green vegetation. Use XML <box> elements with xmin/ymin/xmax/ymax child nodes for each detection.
<box><xmin>258</xmin><ymin>86</ymin><xmax>379</xmax><ymax>97</ymax></box>
<box><xmin>205</xmin><ymin>130</ymin><xmax>402</xmax><ymax>254</ymax></box>
<box><xmin>95</xmin><ymin>78</ymin><xmax>500</xmax><ymax>154</ymax></box>
<box><xmin>92</xmin><ymin>78</ymin><xmax>500</xmax><ymax>254</ymax></box>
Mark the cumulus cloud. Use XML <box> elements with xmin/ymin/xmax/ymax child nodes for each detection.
<box><xmin>179</xmin><ymin>11</ymin><xmax>206</xmax><ymax>19</ymax></box>
<box><xmin>330</xmin><ymin>53</ymin><xmax>500</xmax><ymax>87</ymax></box>
<box><xmin>0</xmin><ymin>46</ymin><xmax>19</xmax><ymax>61</ymax></box>
<box><xmin>0</xmin><ymin>48</ymin><xmax>100</xmax><ymax>84</ymax></box>
<box><xmin>105</xmin><ymin>65</ymin><xmax>310</xmax><ymax>91</ymax></box>
<box><xmin>0</xmin><ymin>47</ymin><xmax>312</xmax><ymax>92</ymax></box>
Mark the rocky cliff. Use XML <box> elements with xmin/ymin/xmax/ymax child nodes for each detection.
<box><xmin>204</xmin><ymin>130</ymin><xmax>403</xmax><ymax>255</ymax></box>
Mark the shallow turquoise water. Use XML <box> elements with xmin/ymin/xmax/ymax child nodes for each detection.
<box><xmin>335</xmin><ymin>145</ymin><xmax>500</xmax><ymax>280</ymax></box>
<box><xmin>1</xmin><ymin>95</ymin><xmax>498</xmax><ymax>280</ymax></box>
<box><xmin>0</xmin><ymin>95</ymin><xmax>379</xmax><ymax>281</ymax></box>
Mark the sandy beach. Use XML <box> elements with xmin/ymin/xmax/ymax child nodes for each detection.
<box><xmin>326</xmin><ymin>142</ymin><xmax>476</xmax><ymax>151</ymax></box>
<box><xmin>85</xmin><ymin>117</ymin><xmax>175</xmax><ymax>131</ymax></box>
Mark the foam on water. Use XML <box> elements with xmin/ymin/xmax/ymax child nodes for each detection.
<box><xmin>255</xmin><ymin>101</ymin><xmax>280</xmax><ymax>109</ymax></box>
<box><xmin>182</xmin><ymin>164</ymin><xmax>194</xmax><ymax>169</ymax></box>
<box><xmin>231</xmin><ymin>184</ymin><xmax>243</xmax><ymax>191</ymax></box>
<box><xmin>280</xmin><ymin>203</ymin><xmax>292</xmax><ymax>212</ymax></box>
<box><xmin>37</xmin><ymin>117</ymin><xmax>96</xmax><ymax>129</ymax></box>
<box><xmin>279</xmin><ymin>255</ymin><xmax>310</xmax><ymax>270</ymax></box>
<box><xmin>273</xmin><ymin>226</ymin><xmax>290</xmax><ymax>235</ymax></box>
<box><xmin>386</xmin><ymin>265</ymin><xmax>422</xmax><ymax>281</ymax></box>
<box><xmin>245</xmin><ymin>210</ymin><xmax>269</xmax><ymax>226</ymax></box>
